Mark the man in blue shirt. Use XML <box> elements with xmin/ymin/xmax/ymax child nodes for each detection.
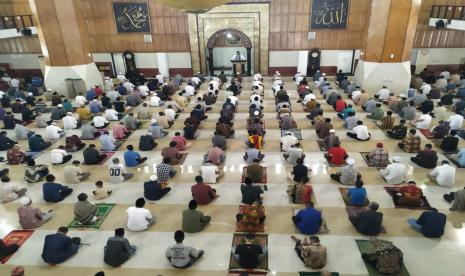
<box><xmin>117</xmin><ymin>83</ymin><xmax>127</xmax><ymax>95</ymax></box>
<box><xmin>349</xmin><ymin>202</ymin><xmax>383</xmax><ymax>236</ymax></box>
<box><xmin>86</xmin><ymin>89</ymin><xmax>97</xmax><ymax>101</ymax></box>
<box><xmin>42</xmin><ymin>226</ymin><xmax>80</xmax><ymax>264</ymax></box>
<box><xmin>292</xmin><ymin>201</ymin><xmax>322</xmax><ymax>234</ymax></box>
<box><xmin>456</xmin><ymin>148</ymin><xmax>465</xmax><ymax>167</ymax></box>
<box><xmin>124</xmin><ymin>145</ymin><xmax>147</xmax><ymax>167</ymax></box>
<box><xmin>408</xmin><ymin>208</ymin><xmax>446</xmax><ymax>238</ymax></box>
<box><xmin>43</xmin><ymin>174</ymin><xmax>73</xmax><ymax>203</ymax></box>
<box><xmin>337</xmin><ymin>104</ymin><xmax>355</xmax><ymax>120</ymax></box>
<box><xmin>347</xmin><ymin>182</ymin><xmax>367</xmax><ymax>207</ymax></box>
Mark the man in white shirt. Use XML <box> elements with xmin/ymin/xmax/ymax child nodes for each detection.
<box><xmin>428</xmin><ymin>160</ymin><xmax>455</xmax><ymax>187</ymax></box>
<box><xmin>165</xmin><ymin>106</ymin><xmax>177</xmax><ymax>122</ymax></box>
<box><xmin>253</xmin><ymin>73</ymin><xmax>262</xmax><ymax>82</ymax></box>
<box><xmin>156</xmin><ymin>73</ymin><xmax>164</xmax><ymax>84</ymax></box>
<box><xmin>302</xmin><ymin>92</ymin><xmax>316</xmax><ymax>105</ymax></box>
<box><xmin>45</xmin><ymin>122</ymin><xmax>65</xmax><ymax>140</ymax></box>
<box><xmin>347</xmin><ymin>121</ymin><xmax>370</xmax><ymax>141</ymax></box>
<box><xmin>106</xmin><ymin>90</ymin><xmax>121</xmax><ymax>103</ymax></box>
<box><xmin>127</xmin><ymin>198</ymin><xmax>155</xmax><ymax>232</ymax></box>
<box><xmin>376</xmin><ymin>86</ymin><xmax>390</xmax><ymax>100</ymax></box>
<box><xmin>150</xmin><ymin>93</ymin><xmax>164</xmax><ymax>107</ymax></box>
<box><xmin>440</xmin><ymin>70</ymin><xmax>450</xmax><ymax>80</ymax></box>
<box><xmin>200</xmin><ymin>160</ymin><xmax>223</xmax><ymax>184</ymax></box>
<box><xmin>166</xmin><ymin>230</ymin><xmax>204</xmax><ymax>269</ymax></box>
<box><xmin>117</xmin><ymin>72</ymin><xmax>126</xmax><ymax>82</ymax></box>
<box><xmin>184</xmin><ymin>83</ymin><xmax>196</xmax><ymax>97</ymax></box>
<box><xmin>250</xmin><ymin>93</ymin><xmax>262</xmax><ymax>102</ymax></box>
<box><xmin>190</xmin><ymin>76</ymin><xmax>201</xmax><ymax>86</ymax></box>
<box><xmin>138</xmin><ymin>85</ymin><xmax>149</xmax><ymax>97</ymax></box>
<box><xmin>231</xmin><ymin>51</ymin><xmax>245</xmax><ymax>61</ymax></box>
<box><xmin>253</xmin><ymin>85</ymin><xmax>264</xmax><ymax>96</ymax></box>
<box><xmin>379</xmin><ymin>156</ymin><xmax>407</xmax><ymax>184</ymax></box>
<box><xmin>421</xmin><ymin>83</ymin><xmax>431</xmax><ymax>95</ymax></box>
<box><xmin>105</xmin><ymin>108</ymin><xmax>119</xmax><ymax>121</ymax></box>
<box><xmin>50</xmin><ymin>145</ymin><xmax>72</xmax><ymax>164</ymax></box>
<box><xmin>62</xmin><ymin>112</ymin><xmax>79</xmax><ymax>130</ymax></box>
<box><xmin>294</xmin><ymin>72</ymin><xmax>304</xmax><ymax>86</ymax></box>
<box><xmin>351</xmin><ymin>88</ymin><xmax>362</xmax><ymax>101</ymax></box>
<box><xmin>414</xmin><ymin>111</ymin><xmax>432</xmax><ymax>129</ymax></box>
<box><xmin>10</xmin><ymin>78</ymin><xmax>19</xmax><ymax>89</ymax></box>
<box><xmin>447</xmin><ymin>112</ymin><xmax>464</xmax><ymax>130</ymax></box>
<box><xmin>93</xmin><ymin>115</ymin><xmax>109</xmax><ymax>129</ymax></box>
<box><xmin>74</xmin><ymin>93</ymin><xmax>87</xmax><ymax>107</ymax></box>
<box><xmin>280</xmin><ymin>132</ymin><xmax>299</xmax><ymax>151</ymax></box>
<box><xmin>104</xmin><ymin>77</ymin><xmax>114</xmax><ymax>91</ymax></box>
<box><xmin>64</xmin><ymin>160</ymin><xmax>90</xmax><ymax>184</ymax></box>
<box><xmin>123</xmin><ymin>81</ymin><xmax>134</xmax><ymax>93</ymax></box>
<box><xmin>272</xmin><ymin>79</ymin><xmax>283</xmax><ymax>93</ymax></box>
<box><xmin>109</xmin><ymin>157</ymin><xmax>132</xmax><ymax>183</ymax></box>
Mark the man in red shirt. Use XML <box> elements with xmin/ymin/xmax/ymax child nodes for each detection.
<box><xmin>171</xmin><ymin>132</ymin><xmax>189</xmax><ymax>151</ymax></box>
<box><xmin>94</xmin><ymin>85</ymin><xmax>103</xmax><ymax>97</ymax></box>
<box><xmin>191</xmin><ymin>175</ymin><xmax>219</xmax><ymax>205</ymax></box>
<box><xmin>334</xmin><ymin>96</ymin><xmax>347</xmax><ymax>112</ymax></box>
<box><xmin>394</xmin><ymin>180</ymin><xmax>423</xmax><ymax>206</ymax></box>
<box><xmin>324</xmin><ymin>142</ymin><xmax>348</xmax><ymax>165</ymax></box>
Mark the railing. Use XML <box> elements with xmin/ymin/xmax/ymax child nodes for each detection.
<box><xmin>0</xmin><ymin>15</ymin><xmax>34</xmax><ymax>30</ymax></box>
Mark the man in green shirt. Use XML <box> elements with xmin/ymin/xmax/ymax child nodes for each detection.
<box><xmin>182</xmin><ymin>200</ymin><xmax>211</xmax><ymax>233</ymax></box>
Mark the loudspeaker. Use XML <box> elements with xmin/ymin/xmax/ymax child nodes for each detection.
<box><xmin>435</xmin><ymin>20</ymin><xmax>445</xmax><ymax>29</ymax></box>
<box><xmin>21</xmin><ymin>28</ymin><xmax>32</xmax><ymax>36</ymax></box>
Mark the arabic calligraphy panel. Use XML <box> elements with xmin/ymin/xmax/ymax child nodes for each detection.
<box><xmin>113</xmin><ymin>2</ymin><xmax>151</xmax><ymax>33</ymax></box>
<box><xmin>310</xmin><ymin>0</ymin><xmax>350</xmax><ymax>30</ymax></box>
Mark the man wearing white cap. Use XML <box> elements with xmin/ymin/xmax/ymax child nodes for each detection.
<box><xmin>253</xmin><ymin>73</ymin><xmax>262</xmax><ymax>82</ymax></box>
<box><xmin>330</xmin><ymin>158</ymin><xmax>361</xmax><ymax>185</ymax></box>
<box><xmin>280</xmin><ymin>131</ymin><xmax>299</xmax><ymax>152</ymax></box>
<box><xmin>105</xmin><ymin>108</ymin><xmax>119</xmax><ymax>121</ymax></box>
<box><xmin>150</xmin><ymin>93</ymin><xmax>164</xmax><ymax>107</ymax></box>
<box><xmin>324</xmin><ymin>129</ymin><xmax>340</xmax><ymax>150</ymax></box>
<box><xmin>18</xmin><ymin>197</ymin><xmax>52</xmax><ymax>229</ymax></box>
<box><xmin>45</xmin><ymin>122</ymin><xmax>65</xmax><ymax>140</ymax></box>
<box><xmin>62</xmin><ymin>112</ymin><xmax>79</xmax><ymax>130</ymax></box>
<box><xmin>379</xmin><ymin>156</ymin><xmax>407</xmax><ymax>185</ymax></box>
<box><xmin>294</xmin><ymin>72</ymin><xmax>304</xmax><ymax>86</ymax></box>
<box><xmin>50</xmin><ymin>104</ymin><xmax>66</xmax><ymax>120</ymax></box>
<box><xmin>302</xmin><ymin>91</ymin><xmax>316</xmax><ymax>105</ymax></box>
<box><xmin>117</xmin><ymin>72</ymin><xmax>126</xmax><ymax>82</ymax></box>
<box><xmin>74</xmin><ymin>93</ymin><xmax>87</xmax><ymax>107</ymax></box>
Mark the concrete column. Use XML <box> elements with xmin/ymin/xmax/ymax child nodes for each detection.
<box><xmin>29</xmin><ymin>0</ymin><xmax>102</xmax><ymax>92</ymax></box>
<box><xmin>157</xmin><ymin>52</ymin><xmax>169</xmax><ymax>77</ymax></box>
<box><xmin>354</xmin><ymin>0</ymin><xmax>422</xmax><ymax>94</ymax></box>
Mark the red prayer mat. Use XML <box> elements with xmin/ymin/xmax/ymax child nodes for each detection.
<box><xmin>241</xmin><ymin>167</ymin><xmax>267</xmax><ymax>184</ymax></box>
<box><xmin>1</xmin><ymin>230</ymin><xmax>34</xmax><ymax>264</ymax></box>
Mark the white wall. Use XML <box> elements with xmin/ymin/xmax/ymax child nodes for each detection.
<box><xmin>134</xmin><ymin>53</ymin><xmax>158</xmax><ymax>68</ymax></box>
<box><xmin>212</xmin><ymin>47</ymin><xmax>246</xmax><ymax>68</ymax></box>
<box><xmin>168</xmin><ymin>52</ymin><xmax>191</xmax><ymax>68</ymax></box>
<box><xmin>269</xmin><ymin>50</ymin><xmax>357</xmax><ymax>73</ymax></box>
<box><xmin>411</xmin><ymin>48</ymin><xmax>465</xmax><ymax>65</ymax></box>
<box><xmin>0</xmin><ymin>54</ymin><xmax>41</xmax><ymax>69</ymax></box>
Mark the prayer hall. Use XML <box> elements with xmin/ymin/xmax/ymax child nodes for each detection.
<box><xmin>1</xmin><ymin>0</ymin><xmax>465</xmax><ymax>275</ymax></box>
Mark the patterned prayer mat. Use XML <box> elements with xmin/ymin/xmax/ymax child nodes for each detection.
<box><xmin>236</xmin><ymin>205</ymin><xmax>265</xmax><ymax>233</ymax></box>
<box><xmin>228</xmin><ymin>272</ymin><xmax>267</xmax><ymax>276</ymax></box>
<box><xmin>346</xmin><ymin>207</ymin><xmax>386</xmax><ymax>233</ymax></box>
<box><xmin>241</xmin><ymin>167</ymin><xmax>267</xmax><ymax>184</ymax></box>
<box><xmin>173</xmin><ymin>152</ymin><xmax>188</xmax><ymax>165</ymax></box>
<box><xmin>96</xmin><ymin>151</ymin><xmax>115</xmax><ymax>165</ymax></box>
<box><xmin>281</xmin><ymin>128</ymin><xmax>302</xmax><ymax>140</ymax></box>
<box><xmin>355</xmin><ymin>239</ymin><xmax>410</xmax><ymax>276</ymax></box>
<box><xmin>1</xmin><ymin>230</ymin><xmax>34</xmax><ymax>264</ymax></box>
<box><xmin>293</xmin><ymin>209</ymin><xmax>330</xmax><ymax>234</ymax></box>
<box><xmin>338</xmin><ymin>188</ymin><xmax>370</xmax><ymax>207</ymax></box>
<box><xmin>229</xmin><ymin>233</ymin><xmax>269</xmax><ymax>272</ymax></box>
<box><xmin>418</xmin><ymin>128</ymin><xmax>441</xmax><ymax>141</ymax></box>
<box><xmin>360</xmin><ymin>152</ymin><xmax>391</xmax><ymax>168</ymax></box>
<box><xmin>68</xmin><ymin>203</ymin><xmax>115</xmax><ymax>229</ymax></box>
<box><xmin>384</xmin><ymin>187</ymin><xmax>432</xmax><ymax>210</ymax></box>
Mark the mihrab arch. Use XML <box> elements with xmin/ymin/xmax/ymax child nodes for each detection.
<box><xmin>206</xmin><ymin>28</ymin><xmax>252</xmax><ymax>76</ymax></box>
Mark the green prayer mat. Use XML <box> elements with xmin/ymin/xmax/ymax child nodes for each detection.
<box><xmin>355</xmin><ymin>240</ymin><xmax>410</xmax><ymax>276</ymax></box>
<box><xmin>299</xmin><ymin>272</ymin><xmax>339</xmax><ymax>276</ymax></box>
<box><xmin>68</xmin><ymin>203</ymin><xmax>114</xmax><ymax>229</ymax></box>
<box><xmin>229</xmin><ymin>233</ymin><xmax>268</xmax><ymax>272</ymax></box>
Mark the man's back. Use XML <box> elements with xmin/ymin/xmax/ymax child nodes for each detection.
<box><xmin>42</xmin><ymin>233</ymin><xmax>76</xmax><ymax>264</ymax></box>
<box><xmin>191</xmin><ymin>183</ymin><xmax>213</xmax><ymax>205</ymax></box>
<box><xmin>418</xmin><ymin>211</ymin><xmax>446</xmax><ymax>238</ymax></box>
<box><xmin>296</xmin><ymin>208</ymin><xmax>322</xmax><ymax>234</ymax></box>
<box><xmin>182</xmin><ymin>209</ymin><xmax>204</xmax><ymax>233</ymax></box>
<box><xmin>104</xmin><ymin>236</ymin><xmax>131</xmax><ymax>267</ymax></box>
<box><xmin>235</xmin><ymin>243</ymin><xmax>263</xmax><ymax>269</ymax></box>
<box><xmin>241</xmin><ymin>185</ymin><xmax>262</xmax><ymax>204</ymax></box>
<box><xmin>356</xmin><ymin>211</ymin><xmax>383</xmax><ymax>235</ymax></box>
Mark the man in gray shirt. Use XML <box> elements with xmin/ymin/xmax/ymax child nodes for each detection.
<box><xmin>343</xmin><ymin>112</ymin><xmax>359</xmax><ymax>130</ymax></box>
<box><xmin>123</xmin><ymin>113</ymin><xmax>141</xmax><ymax>130</ymax></box>
<box><xmin>212</xmin><ymin>132</ymin><xmax>227</xmax><ymax>150</ymax></box>
<box><xmin>81</xmin><ymin>123</ymin><xmax>98</xmax><ymax>140</ymax></box>
<box><xmin>15</xmin><ymin>123</ymin><xmax>33</xmax><ymax>140</ymax></box>
<box><xmin>244</xmin><ymin>143</ymin><xmax>264</xmax><ymax>164</ymax></box>
<box><xmin>104</xmin><ymin>228</ymin><xmax>137</xmax><ymax>267</ymax></box>
<box><xmin>283</xmin><ymin>144</ymin><xmax>305</xmax><ymax>166</ymax></box>
<box><xmin>166</xmin><ymin>230</ymin><xmax>204</xmax><ymax>269</ymax></box>
<box><xmin>149</xmin><ymin>119</ymin><xmax>168</xmax><ymax>138</ymax></box>
<box><xmin>413</xmin><ymin>91</ymin><xmax>427</xmax><ymax>106</ymax></box>
<box><xmin>400</xmin><ymin>101</ymin><xmax>417</xmax><ymax>120</ymax></box>
<box><xmin>363</xmin><ymin>98</ymin><xmax>377</xmax><ymax>113</ymax></box>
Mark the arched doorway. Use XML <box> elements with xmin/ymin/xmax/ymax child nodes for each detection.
<box><xmin>206</xmin><ymin>29</ymin><xmax>252</xmax><ymax>76</ymax></box>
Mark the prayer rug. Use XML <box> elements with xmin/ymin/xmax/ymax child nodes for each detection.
<box><xmin>384</xmin><ymin>187</ymin><xmax>432</xmax><ymax>210</ymax></box>
<box><xmin>444</xmin><ymin>153</ymin><xmax>465</xmax><ymax>168</ymax></box>
<box><xmin>360</xmin><ymin>152</ymin><xmax>391</xmax><ymax>168</ymax></box>
<box><xmin>418</xmin><ymin>128</ymin><xmax>441</xmax><ymax>140</ymax></box>
<box><xmin>317</xmin><ymin>140</ymin><xmax>326</xmax><ymax>151</ymax></box>
<box><xmin>22</xmin><ymin>120</ymin><xmax>33</xmax><ymax>126</ymax></box>
<box><xmin>293</xmin><ymin>210</ymin><xmax>329</xmax><ymax>234</ymax></box>
<box><xmin>346</xmin><ymin>207</ymin><xmax>386</xmax><ymax>233</ymax></box>
<box><xmin>1</xmin><ymin>230</ymin><xmax>34</xmax><ymax>264</ymax></box>
<box><xmin>355</xmin><ymin>239</ymin><xmax>410</xmax><ymax>276</ymax></box>
<box><xmin>281</xmin><ymin>129</ymin><xmax>302</xmax><ymax>140</ymax></box>
<box><xmin>115</xmin><ymin>130</ymin><xmax>134</xmax><ymax>141</ymax></box>
<box><xmin>173</xmin><ymin>152</ymin><xmax>188</xmax><ymax>165</ymax></box>
<box><xmin>228</xmin><ymin>273</ymin><xmax>267</xmax><ymax>276</ymax></box>
<box><xmin>299</xmin><ymin>272</ymin><xmax>339</xmax><ymax>276</ymax></box>
<box><xmin>68</xmin><ymin>203</ymin><xmax>115</xmax><ymax>229</ymax></box>
<box><xmin>236</xmin><ymin>205</ymin><xmax>265</xmax><ymax>233</ymax></box>
<box><xmin>101</xmin><ymin>140</ymin><xmax>125</xmax><ymax>151</ymax></box>
<box><xmin>229</xmin><ymin>233</ymin><xmax>269</xmax><ymax>272</ymax></box>
<box><xmin>338</xmin><ymin>188</ymin><xmax>370</xmax><ymax>207</ymax></box>
<box><xmin>241</xmin><ymin>167</ymin><xmax>267</xmax><ymax>184</ymax></box>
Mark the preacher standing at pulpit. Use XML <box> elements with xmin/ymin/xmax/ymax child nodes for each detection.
<box><xmin>231</xmin><ymin>51</ymin><xmax>246</xmax><ymax>75</ymax></box>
